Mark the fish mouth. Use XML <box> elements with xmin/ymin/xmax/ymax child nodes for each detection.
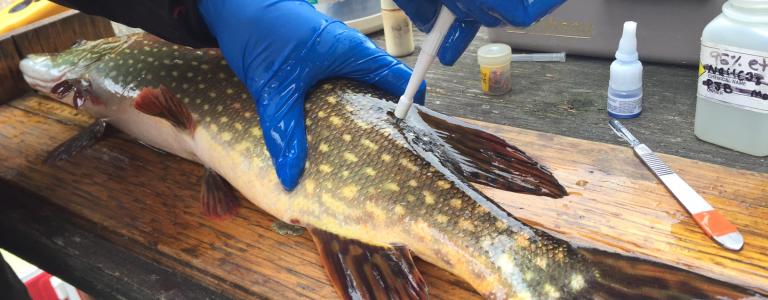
<box><xmin>19</xmin><ymin>55</ymin><xmax>68</xmax><ymax>95</ymax></box>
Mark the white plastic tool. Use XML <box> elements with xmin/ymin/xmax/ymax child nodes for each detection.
<box><xmin>394</xmin><ymin>6</ymin><xmax>456</xmax><ymax>119</ymax></box>
<box><xmin>510</xmin><ymin>52</ymin><xmax>566</xmax><ymax>62</ymax></box>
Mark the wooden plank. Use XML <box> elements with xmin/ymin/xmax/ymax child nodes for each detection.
<box><xmin>0</xmin><ymin>11</ymin><xmax>114</xmax><ymax>104</ymax></box>
<box><xmin>0</xmin><ymin>183</ymin><xmax>230</xmax><ymax>300</ymax></box>
<box><xmin>473</xmin><ymin>121</ymin><xmax>768</xmax><ymax>294</ymax></box>
<box><xmin>11</xmin><ymin>11</ymin><xmax>114</xmax><ymax>55</ymax></box>
<box><xmin>0</xmin><ymin>37</ymin><xmax>25</xmax><ymax>103</ymax></box>
<box><xmin>0</xmin><ymin>95</ymin><xmax>766</xmax><ymax>298</ymax></box>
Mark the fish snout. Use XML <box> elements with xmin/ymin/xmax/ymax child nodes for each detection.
<box><xmin>19</xmin><ymin>55</ymin><xmax>66</xmax><ymax>95</ymax></box>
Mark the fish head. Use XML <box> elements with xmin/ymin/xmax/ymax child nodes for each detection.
<box><xmin>19</xmin><ymin>37</ymin><xmax>127</xmax><ymax>108</ymax></box>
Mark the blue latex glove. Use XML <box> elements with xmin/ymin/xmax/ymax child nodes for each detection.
<box><xmin>198</xmin><ymin>0</ymin><xmax>426</xmax><ymax>191</ymax></box>
<box><xmin>393</xmin><ymin>0</ymin><xmax>565</xmax><ymax>66</ymax></box>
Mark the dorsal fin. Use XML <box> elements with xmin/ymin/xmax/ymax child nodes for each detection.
<box><xmin>413</xmin><ymin>107</ymin><xmax>567</xmax><ymax>198</ymax></box>
<box><xmin>134</xmin><ymin>85</ymin><xmax>195</xmax><ymax>132</ymax></box>
<box><xmin>308</xmin><ymin>227</ymin><xmax>428</xmax><ymax>300</ymax></box>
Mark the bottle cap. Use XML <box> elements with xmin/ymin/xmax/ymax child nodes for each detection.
<box><xmin>381</xmin><ymin>0</ymin><xmax>399</xmax><ymax>10</ymax></box>
<box><xmin>615</xmin><ymin>21</ymin><xmax>638</xmax><ymax>62</ymax></box>
<box><xmin>477</xmin><ymin>43</ymin><xmax>512</xmax><ymax>67</ymax></box>
<box><xmin>609</xmin><ymin>21</ymin><xmax>643</xmax><ymax>91</ymax></box>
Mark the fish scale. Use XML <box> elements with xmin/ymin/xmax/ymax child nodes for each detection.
<box><xmin>19</xmin><ymin>34</ymin><xmax>762</xmax><ymax>300</ymax></box>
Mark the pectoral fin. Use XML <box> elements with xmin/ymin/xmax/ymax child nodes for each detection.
<box><xmin>44</xmin><ymin>119</ymin><xmax>109</xmax><ymax>164</ymax></box>
<box><xmin>308</xmin><ymin>227</ymin><xmax>428</xmax><ymax>300</ymax></box>
<box><xmin>134</xmin><ymin>85</ymin><xmax>195</xmax><ymax>133</ymax></box>
<box><xmin>201</xmin><ymin>168</ymin><xmax>239</xmax><ymax>218</ymax></box>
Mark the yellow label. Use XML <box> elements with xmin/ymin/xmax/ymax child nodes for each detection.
<box><xmin>480</xmin><ymin>66</ymin><xmax>491</xmax><ymax>92</ymax></box>
<box><xmin>0</xmin><ymin>0</ymin><xmax>70</xmax><ymax>34</ymax></box>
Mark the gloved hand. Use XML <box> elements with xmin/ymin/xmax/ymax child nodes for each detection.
<box><xmin>198</xmin><ymin>0</ymin><xmax>426</xmax><ymax>191</ymax></box>
<box><xmin>393</xmin><ymin>0</ymin><xmax>565</xmax><ymax>65</ymax></box>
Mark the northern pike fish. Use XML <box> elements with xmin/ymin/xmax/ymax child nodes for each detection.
<box><xmin>19</xmin><ymin>34</ymin><xmax>761</xmax><ymax>299</ymax></box>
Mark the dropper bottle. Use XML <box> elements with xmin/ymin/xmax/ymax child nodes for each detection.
<box><xmin>607</xmin><ymin>21</ymin><xmax>643</xmax><ymax>119</ymax></box>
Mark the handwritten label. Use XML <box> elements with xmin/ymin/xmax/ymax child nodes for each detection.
<box><xmin>698</xmin><ymin>41</ymin><xmax>768</xmax><ymax>112</ymax></box>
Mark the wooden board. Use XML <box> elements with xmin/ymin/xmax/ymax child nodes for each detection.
<box><xmin>0</xmin><ymin>184</ymin><xmax>228</xmax><ymax>300</ymax></box>
<box><xmin>0</xmin><ymin>34</ymin><xmax>26</xmax><ymax>103</ymax></box>
<box><xmin>0</xmin><ymin>95</ymin><xmax>766</xmax><ymax>299</ymax></box>
<box><xmin>0</xmin><ymin>11</ymin><xmax>114</xmax><ymax>103</ymax></box>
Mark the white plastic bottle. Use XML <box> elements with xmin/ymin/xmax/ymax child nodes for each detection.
<box><xmin>607</xmin><ymin>21</ymin><xmax>643</xmax><ymax>119</ymax></box>
<box><xmin>695</xmin><ymin>0</ymin><xmax>768</xmax><ymax>156</ymax></box>
<box><xmin>380</xmin><ymin>0</ymin><xmax>414</xmax><ymax>57</ymax></box>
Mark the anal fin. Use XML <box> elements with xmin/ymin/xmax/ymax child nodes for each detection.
<box><xmin>201</xmin><ymin>168</ymin><xmax>239</xmax><ymax>218</ymax></box>
<box><xmin>308</xmin><ymin>227</ymin><xmax>427</xmax><ymax>300</ymax></box>
<box><xmin>44</xmin><ymin>119</ymin><xmax>108</xmax><ymax>164</ymax></box>
<box><xmin>134</xmin><ymin>85</ymin><xmax>195</xmax><ymax>132</ymax></box>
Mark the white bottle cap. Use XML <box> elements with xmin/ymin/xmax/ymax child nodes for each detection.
<box><xmin>477</xmin><ymin>43</ymin><xmax>512</xmax><ymax>67</ymax></box>
<box><xmin>381</xmin><ymin>0</ymin><xmax>399</xmax><ymax>10</ymax></box>
<box><xmin>609</xmin><ymin>21</ymin><xmax>643</xmax><ymax>91</ymax></box>
<box><xmin>615</xmin><ymin>21</ymin><xmax>638</xmax><ymax>62</ymax></box>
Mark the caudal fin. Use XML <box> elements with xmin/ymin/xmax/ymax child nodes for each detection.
<box><xmin>578</xmin><ymin>248</ymin><xmax>762</xmax><ymax>299</ymax></box>
<box><xmin>409</xmin><ymin>106</ymin><xmax>567</xmax><ymax>198</ymax></box>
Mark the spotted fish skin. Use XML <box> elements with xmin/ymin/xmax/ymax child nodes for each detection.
<box><xmin>20</xmin><ymin>35</ymin><xmax>759</xmax><ymax>300</ymax></box>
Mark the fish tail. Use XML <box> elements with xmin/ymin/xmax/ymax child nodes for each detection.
<box><xmin>577</xmin><ymin>248</ymin><xmax>762</xmax><ymax>299</ymax></box>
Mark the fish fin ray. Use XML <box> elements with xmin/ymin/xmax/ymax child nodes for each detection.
<box><xmin>134</xmin><ymin>85</ymin><xmax>195</xmax><ymax>132</ymax></box>
<box><xmin>201</xmin><ymin>168</ymin><xmax>240</xmax><ymax>218</ymax></box>
<box><xmin>308</xmin><ymin>227</ymin><xmax>428</xmax><ymax>300</ymax></box>
<box><xmin>414</xmin><ymin>107</ymin><xmax>567</xmax><ymax>198</ymax></box>
<box><xmin>578</xmin><ymin>247</ymin><xmax>760</xmax><ymax>299</ymax></box>
<box><xmin>44</xmin><ymin>119</ymin><xmax>109</xmax><ymax>164</ymax></box>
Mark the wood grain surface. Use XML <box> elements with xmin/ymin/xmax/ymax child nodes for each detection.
<box><xmin>0</xmin><ymin>37</ymin><xmax>25</xmax><ymax>103</ymax></box>
<box><xmin>0</xmin><ymin>183</ymin><xmax>229</xmax><ymax>300</ymax></box>
<box><xmin>0</xmin><ymin>95</ymin><xmax>766</xmax><ymax>299</ymax></box>
<box><xmin>10</xmin><ymin>11</ymin><xmax>114</xmax><ymax>55</ymax></box>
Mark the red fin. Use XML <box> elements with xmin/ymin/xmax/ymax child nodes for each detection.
<box><xmin>44</xmin><ymin>119</ymin><xmax>108</xmax><ymax>164</ymax></box>
<box><xmin>415</xmin><ymin>107</ymin><xmax>567</xmax><ymax>198</ymax></box>
<box><xmin>308</xmin><ymin>227</ymin><xmax>428</xmax><ymax>300</ymax></box>
<box><xmin>201</xmin><ymin>168</ymin><xmax>239</xmax><ymax>219</ymax></box>
<box><xmin>134</xmin><ymin>85</ymin><xmax>195</xmax><ymax>132</ymax></box>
